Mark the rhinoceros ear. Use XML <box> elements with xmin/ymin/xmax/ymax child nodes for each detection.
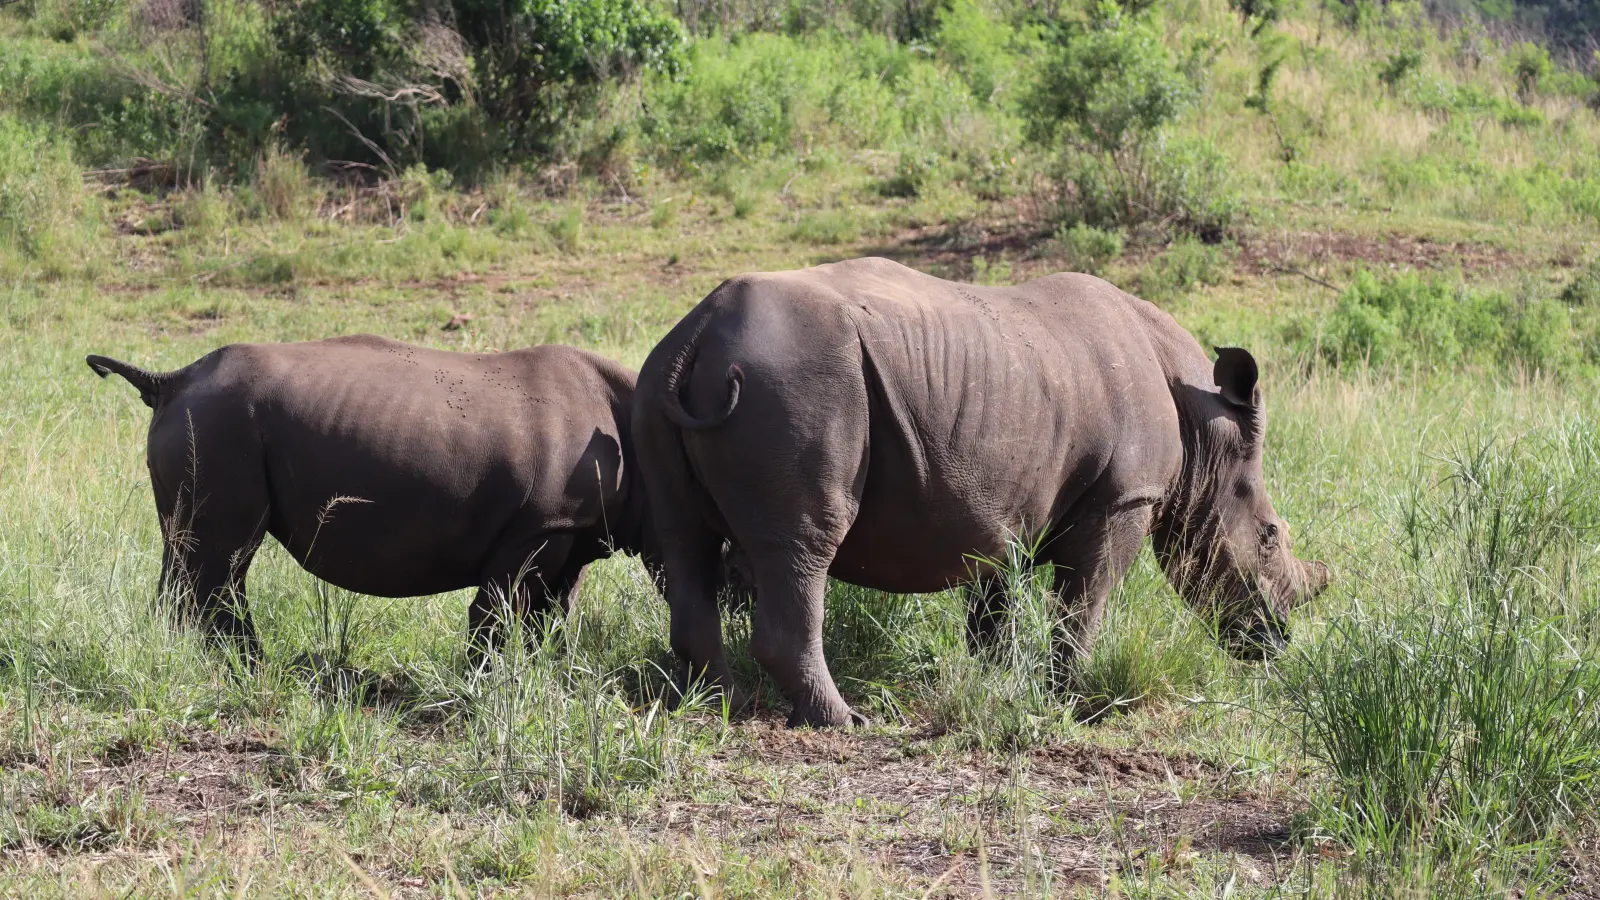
<box><xmin>1213</xmin><ymin>347</ymin><xmax>1259</xmax><ymax>409</ymax></box>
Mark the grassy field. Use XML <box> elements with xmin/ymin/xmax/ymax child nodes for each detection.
<box><xmin>5</xmin><ymin>0</ymin><xmax>1600</xmax><ymax>895</ymax></box>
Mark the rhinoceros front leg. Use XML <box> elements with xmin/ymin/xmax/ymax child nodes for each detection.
<box><xmin>965</xmin><ymin>575</ymin><xmax>1009</xmax><ymax>657</ymax></box>
<box><xmin>1045</xmin><ymin>504</ymin><xmax>1153</xmax><ymax>691</ymax></box>
<box><xmin>657</xmin><ymin>524</ymin><xmax>736</xmax><ymax>708</ymax></box>
<box><xmin>152</xmin><ymin>457</ymin><xmax>266</xmax><ymax>663</ymax></box>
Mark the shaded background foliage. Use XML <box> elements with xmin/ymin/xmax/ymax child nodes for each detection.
<box><xmin>3</xmin><ymin>0</ymin><xmax>1595</xmax><ymax>185</ymax></box>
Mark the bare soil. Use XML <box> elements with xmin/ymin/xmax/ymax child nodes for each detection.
<box><xmin>643</xmin><ymin>718</ymin><xmax>1302</xmax><ymax>895</ymax></box>
<box><xmin>1234</xmin><ymin>229</ymin><xmax>1522</xmax><ymax>280</ymax></box>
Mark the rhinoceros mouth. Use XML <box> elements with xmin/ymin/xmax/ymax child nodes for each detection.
<box><xmin>1227</xmin><ymin>629</ymin><xmax>1287</xmax><ymax>660</ymax></box>
<box><xmin>1223</xmin><ymin>616</ymin><xmax>1290</xmax><ymax>661</ymax></box>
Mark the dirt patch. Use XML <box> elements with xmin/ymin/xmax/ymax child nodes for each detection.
<box><xmin>854</xmin><ymin>219</ymin><xmax>1058</xmax><ymax>283</ymax></box>
<box><xmin>644</xmin><ymin>720</ymin><xmax>1301</xmax><ymax>895</ymax></box>
<box><xmin>1236</xmin><ymin>229</ymin><xmax>1520</xmax><ymax>280</ymax></box>
<box><xmin>78</xmin><ymin>731</ymin><xmax>273</xmax><ymax>824</ymax></box>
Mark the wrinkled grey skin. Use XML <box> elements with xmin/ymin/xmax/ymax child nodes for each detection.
<box><xmin>634</xmin><ymin>257</ymin><xmax>1330</xmax><ymax>728</ymax></box>
<box><xmin>88</xmin><ymin>335</ymin><xmax>653</xmax><ymax>661</ymax></box>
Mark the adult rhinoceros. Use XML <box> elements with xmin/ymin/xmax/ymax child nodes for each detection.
<box><xmin>635</xmin><ymin>257</ymin><xmax>1329</xmax><ymax>727</ymax></box>
<box><xmin>88</xmin><ymin>335</ymin><xmax>654</xmax><ymax>662</ymax></box>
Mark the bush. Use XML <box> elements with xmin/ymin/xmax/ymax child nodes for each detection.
<box><xmin>276</xmin><ymin>0</ymin><xmax>684</xmax><ymax>155</ymax></box>
<box><xmin>1561</xmin><ymin>258</ymin><xmax>1600</xmax><ymax>307</ymax></box>
<box><xmin>639</xmin><ymin>30</ymin><xmax>986</xmax><ymax>170</ymax></box>
<box><xmin>0</xmin><ymin>114</ymin><xmax>89</xmax><ymax>263</ymax></box>
<box><xmin>1024</xmin><ymin>2</ymin><xmax>1236</xmax><ymax>238</ymax></box>
<box><xmin>1314</xmin><ymin>269</ymin><xmax>1578</xmax><ymax>373</ymax></box>
<box><xmin>1051</xmin><ymin>222</ymin><xmax>1124</xmax><ymax>275</ymax></box>
<box><xmin>1050</xmin><ymin>135</ymin><xmax>1240</xmax><ymax>241</ymax></box>
<box><xmin>1377</xmin><ymin>49</ymin><xmax>1424</xmax><ymax>88</ymax></box>
<box><xmin>933</xmin><ymin>0</ymin><xmax>1032</xmax><ymax>104</ymax></box>
<box><xmin>1227</xmin><ymin>0</ymin><xmax>1284</xmax><ymax>36</ymax></box>
<box><xmin>3</xmin><ymin>0</ymin><xmax>684</xmax><ymax>179</ymax></box>
<box><xmin>172</xmin><ymin>182</ymin><xmax>233</xmax><ymax>238</ymax></box>
<box><xmin>879</xmin><ymin>150</ymin><xmax>939</xmax><ymax>197</ymax></box>
<box><xmin>1024</xmin><ymin>2</ymin><xmax>1196</xmax><ymax>157</ymax></box>
<box><xmin>453</xmin><ymin>0</ymin><xmax>685</xmax><ymax>151</ymax></box>
<box><xmin>253</xmin><ymin>142</ymin><xmax>320</xmax><ymax>222</ymax></box>
<box><xmin>1506</xmin><ymin>41</ymin><xmax>1551</xmax><ymax>99</ymax></box>
<box><xmin>1137</xmin><ymin>235</ymin><xmax>1228</xmax><ymax>302</ymax></box>
<box><xmin>0</xmin><ymin>45</ymin><xmax>203</xmax><ymax>172</ymax></box>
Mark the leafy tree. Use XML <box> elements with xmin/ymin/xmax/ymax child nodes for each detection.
<box><xmin>272</xmin><ymin>0</ymin><xmax>685</xmax><ymax>158</ymax></box>
<box><xmin>1024</xmin><ymin>1</ymin><xmax>1196</xmax><ymax>155</ymax></box>
<box><xmin>452</xmin><ymin>0</ymin><xmax>686</xmax><ymax>150</ymax></box>
<box><xmin>1023</xmin><ymin>1</ymin><xmax>1236</xmax><ymax>238</ymax></box>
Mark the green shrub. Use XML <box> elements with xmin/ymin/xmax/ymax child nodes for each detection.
<box><xmin>453</xmin><ymin>0</ymin><xmax>684</xmax><ymax>152</ymax></box>
<box><xmin>0</xmin><ymin>113</ymin><xmax>89</xmax><ymax>263</ymax></box>
<box><xmin>18</xmin><ymin>0</ymin><xmax>123</xmax><ymax>43</ymax></box>
<box><xmin>1051</xmin><ymin>222</ymin><xmax>1124</xmax><ymax>275</ymax></box>
<box><xmin>1050</xmin><ymin>134</ymin><xmax>1240</xmax><ymax>241</ymax></box>
<box><xmin>548</xmin><ymin>205</ymin><xmax>584</xmax><ymax>252</ymax></box>
<box><xmin>639</xmin><ymin>30</ymin><xmax>986</xmax><ymax>169</ymax></box>
<box><xmin>1315</xmin><ymin>269</ymin><xmax>1578</xmax><ymax>373</ymax></box>
<box><xmin>1227</xmin><ymin>0</ymin><xmax>1284</xmax><ymax>35</ymax></box>
<box><xmin>0</xmin><ymin>45</ymin><xmax>203</xmax><ymax>171</ymax></box>
<box><xmin>1023</xmin><ymin>2</ymin><xmax>1236</xmax><ymax>238</ymax></box>
<box><xmin>1023</xmin><ymin>2</ymin><xmax>1196</xmax><ymax>157</ymax></box>
<box><xmin>1561</xmin><ymin>259</ymin><xmax>1600</xmax><ymax>307</ymax></box>
<box><xmin>1377</xmin><ymin>49</ymin><xmax>1424</xmax><ymax>88</ymax></box>
<box><xmin>172</xmin><ymin>182</ymin><xmax>233</xmax><ymax>239</ymax></box>
<box><xmin>275</xmin><ymin>0</ymin><xmax>684</xmax><ymax>156</ymax></box>
<box><xmin>933</xmin><ymin>0</ymin><xmax>1033</xmax><ymax>103</ymax></box>
<box><xmin>253</xmin><ymin>143</ymin><xmax>320</xmax><ymax>222</ymax></box>
<box><xmin>272</xmin><ymin>0</ymin><xmax>413</xmax><ymax>81</ymax></box>
<box><xmin>395</xmin><ymin>163</ymin><xmax>453</xmax><ymax>222</ymax></box>
<box><xmin>1506</xmin><ymin>41</ymin><xmax>1551</xmax><ymax>99</ymax></box>
<box><xmin>878</xmin><ymin>149</ymin><xmax>941</xmax><ymax>197</ymax></box>
<box><xmin>1137</xmin><ymin>235</ymin><xmax>1227</xmax><ymax>302</ymax></box>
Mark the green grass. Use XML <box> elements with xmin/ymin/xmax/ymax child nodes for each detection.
<box><xmin>3</xmin><ymin>181</ymin><xmax>1597</xmax><ymax>894</ymax></box>
<box><xmin>4</xmin><ymin>0</ymin><xmax>1600</xmax><ymax>894</ymax></box>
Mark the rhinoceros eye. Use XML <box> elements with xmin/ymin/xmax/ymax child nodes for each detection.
<box><xmin>1258</xmin><ymin>522</ymin><xmax>1279</xmax><ymax>546</ymax></box>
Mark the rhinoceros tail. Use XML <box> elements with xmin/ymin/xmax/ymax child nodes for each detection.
<box><xmin>656</xmin><ymin>353</ymin><xmax>742</xmax><ymax>432</ymax></box>
<box><xmin>86</xmin><ymin>354</ymin><xmax>169</xmax><ymax>409</ymax></box>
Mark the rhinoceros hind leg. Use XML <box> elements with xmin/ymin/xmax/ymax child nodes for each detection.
<box><xmin>151</xmin><ymin>452</ymin><xmax>267</xmax><ymax>662</ymax></box>
<box><xmin>745</xmin><ymin>552</ymin><xmax>863</xmax><ymax>729</ymax></box>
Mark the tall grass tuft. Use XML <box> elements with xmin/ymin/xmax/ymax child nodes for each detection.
<box><xmin>424</xmin><ymin>613</ymin><xmax>724</xmax><ymax>818</ymax></box>
<box><xmin>0</xmin><ymin>113</ymin><xmax>95</xmax><ymax>274</ymax></box>
<box><xmin>1282</xmin><ymin>427</ymin><xmax>1600</xmax><ymax>870</ymax></box>
<box><xmin>254</xmin><ymin>142</ymin><xmax>320</xmax><ymax>222</ymax></box>
<box><xmin>917</xmin><ymin>535</ymin><xmax>1223</xmax><ymax>747</ymax></box>
<box><xmin>923</xmin><ymin>536</ymin><xmax>1063</xmax><ymax>750</ymax></box>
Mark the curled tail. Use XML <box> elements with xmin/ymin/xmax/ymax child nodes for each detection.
<box><xmin>86</xmin><ymin>354</ymin><xmax>169</xmax><ymax>409</ymax></box>
<box><xmin>659</xmin><ymin>335</ymin><xmax>743</xmax><ymax>430</ymax></box>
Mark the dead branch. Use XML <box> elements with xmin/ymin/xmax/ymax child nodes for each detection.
<box><xmin>320</xmin><ymin>106</ymin><xmax>399</xmax><ymax>177</ymax></box>
<box><xmin>1268</xmin><ymin>263</ymin><xmax>1343</xmax><ymax>293</ymax></box>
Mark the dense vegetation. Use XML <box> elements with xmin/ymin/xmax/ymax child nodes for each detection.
<box><xmin>3</xmin><ymin>0</ymin><xmax>1600</xmax><ymax>894</ymax></box>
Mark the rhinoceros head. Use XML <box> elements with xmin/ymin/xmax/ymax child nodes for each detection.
<box><xmin>1152</xmin><ymin>347</ymin><xmax>1330</xmax><ymax>660</ymax></box>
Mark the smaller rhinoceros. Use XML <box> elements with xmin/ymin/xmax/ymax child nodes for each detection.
<box><xmin>88</xmin><ymin>335</ymin><xmax>653</xmax><ymax>660</ymax></box>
